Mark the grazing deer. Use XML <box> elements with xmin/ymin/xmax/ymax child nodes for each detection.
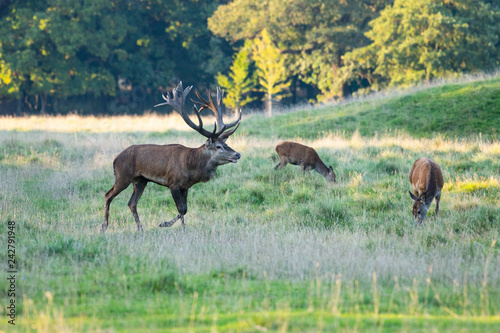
<box><xmin>408</xmin><ymin>157</ymin><xmax>444</xmax><ymax>223</ymax></box>
<box><xmin>102</xmin><ymin>82</ymin><xmax>241</xmax><ymax>232</ymax></box>
<box><xmin>275</xmin><ymin>141</ymin><xmax>336</xmax><ymax>182</ymax></box>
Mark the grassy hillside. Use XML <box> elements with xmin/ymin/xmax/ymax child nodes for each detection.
<box><xmin>241</xmin><ymin>75</ymin><xmax>500</xmax><ymax>140</ymax></box>
<box><xmin>0</xmin><ymin>76</ymin><xmax>499</xmax><ymax>332</ymax></box>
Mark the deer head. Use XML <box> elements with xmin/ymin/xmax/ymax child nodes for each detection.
<box><xmin>155</xmin><ymin>82</ymin><xmax>241</xmax><ymax>165</ymax></box>
<box><xmin>326</xmin><ymin>166</ymin><xmax>336</xmax><ymax>183</ymax></box>
<box><xmin>409</xmin><ymin>191</ymin><xmax>428</xmax><ymax>223</ymax></box>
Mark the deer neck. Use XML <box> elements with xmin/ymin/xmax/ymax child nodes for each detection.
<box><xmin>315</xmin><ymin>161</ymin><xmax>329</xmax><ymax>178</ymax></box>
<box><xmin>185</xmin><ymin>146</ymin><xmax>218</xmax><ymax>181</ymax></box>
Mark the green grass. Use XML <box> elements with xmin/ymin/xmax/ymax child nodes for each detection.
<box><xmin>1</xmin><ymin>75</ymin><xmax>500</xmax><ymax>332</ymax></box>
<box><xmin>241</xmin><ymin>75</ymin><xmax>500</xmax><ymax>140</ymax></box>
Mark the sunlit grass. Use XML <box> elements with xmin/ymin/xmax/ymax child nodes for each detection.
<box><xmin>0</xmin><ymin>112</ymin><xmax>241</xmax><ymax>133</ymax></box>
<box><xmin>445</xmin><ymin>177</ymin><xmax>499</xmax><ymax>194</ymax></box>
<box><xmin>1</xmin><ymin>75</ymin><xmax>500</xmax><ymax>332</ymax></box>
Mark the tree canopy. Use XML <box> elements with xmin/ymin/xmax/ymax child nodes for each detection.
<box><xmin>209</xmin><ymin>0</ymin><xmax>389</xmax><ymax>100</ymax></box>
<box><xmin>215</xmin><ymin>40</ymin><xmax>256</xmax><ymax>115</ymax></box>
<box><xmin>341</xmin><ymin>0</ymin><xmax>500</xmax><ymax>91</ymax></box>
<box><xmin>0</xmin><ymin>0</ymin><xmax>499</xmax><ymax>114</ymax></box>
<box><xmin>0</xmin><ymin>0</ymin><xmax>230</xmax><ymax>113</ymax></box>
<box><xmin>252</xmin><ymin>29</ymin><xmax>290</xmax><ymax>116</ymax></box>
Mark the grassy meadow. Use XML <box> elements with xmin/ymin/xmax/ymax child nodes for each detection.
<box><xmin>1</xmin><ymin>76</ymin><xmax>499</xmax><ymax>332</ymax></box>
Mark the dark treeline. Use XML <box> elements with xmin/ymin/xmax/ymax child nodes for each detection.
<box><xmin>0</xmin><ymin>0</ymin><xmax>499</xmax><ymax>115</ymax></box>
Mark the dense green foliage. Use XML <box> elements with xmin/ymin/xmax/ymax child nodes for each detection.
<box><xmin>209</xmin><ymin>0</ymin><xmax>389</xmax><ymax>100</ymax></box>
<box><xmin>1</xmin><ymin>74</ymin><xmax>499</xmax><ymax>332</ymax></box>
<box><xmin>215</xmin><ymin>40</ymin><xmax>256</xmax><ymax>115</ymax></box>
<box><xmin>1</xmin><ymin>0</ymin><xmax>499</xmax><ymax>114</ymax></box>
<box><xmin>252</xmin><ymin>29</ymin><xmax>290</xmax><ymax>116</ymax></box>
<box><xmin>0</xmin><ymin>0</ymin><xmax>230</xmax><ymax>113</ymax></box>
<box><xmin>342</xmin><ymin>0</ymin><xmax>500</xmax><ymax>92</ymax></box>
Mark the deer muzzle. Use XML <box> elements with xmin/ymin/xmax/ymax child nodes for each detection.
<box><xmin>228</xmin><ymin>152</ymin><xmax>241</xmax><ymax>163</ymax></box>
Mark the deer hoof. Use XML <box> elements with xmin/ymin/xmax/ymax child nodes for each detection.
<box><xmin>159</xmin><ymin>221</ymin><xmax>175</xmax><ymax>228</ymax></box>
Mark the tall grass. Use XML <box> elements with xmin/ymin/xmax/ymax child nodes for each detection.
<box><xmin>0</xmin><ymin>78</ymin><xmax>499</xmax><ymax>331</ymax></box>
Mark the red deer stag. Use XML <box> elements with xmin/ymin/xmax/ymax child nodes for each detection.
<box><xmin>102</xmin><ymin>82</ymin><xmax>241</xmax><ymax>232</ymax></box>
<box><xmin>275</xmin><ymin>141</ymin><xmax>336</xmax><ymax>182</ymax></box>
<box><xmin>408</xmin><ymin>157</ymin><xmax>444</xmax><ymax>223</ymax></box>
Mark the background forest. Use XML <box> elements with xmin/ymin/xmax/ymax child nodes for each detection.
<box><xmin>1</xmin><ymin>1</ymin><xmax>500</xmax><ymax>331</ymax></box>
<box><xmin>0</xmin><ymin>0</ymin><xmax>499</xmax><ymax>115</ymax></box>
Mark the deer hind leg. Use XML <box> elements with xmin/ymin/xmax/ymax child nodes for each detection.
<box><xmin>159</xmin><ymin>188</ymin><xmax>188</xmax><ymax>230</ymax></box>
<box><xmin>102</xmin><ymin>181</ymin><xmax>130</xmax><ymax>233</ymax></box>
<box><xmin>275</xmin><ymin>157</ymin><xmax>287</xmax><ymax>169</ymax></box>
<box><xmin>128</xmin><ymin>178</ymin><xmax>148</xmax><ymax>231</ymax></box>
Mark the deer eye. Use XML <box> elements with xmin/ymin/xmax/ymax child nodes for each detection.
<box><xmin>216</xmin><ymin>145</ymin><xmax>223</xmax><ymax>150</ymax></box>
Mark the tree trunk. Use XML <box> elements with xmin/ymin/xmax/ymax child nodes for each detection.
<box><xmin>40</xmin><ymin>93</ymin><xmax>47</xmax><ymax>114</ymax></box>
<box><xmin>291</xmin><ymin>75</ymin><xmax>297</xmax><ymax>104</ymax></box>
<box><xmin>265</xmin><ymin>94</ymin><xmax>272</xmax><ymax>117</ymax></box>
<box><xmin>16</xmin><ymin>91</ymin><xmax>23</xmax><ymax>116</ymax></box>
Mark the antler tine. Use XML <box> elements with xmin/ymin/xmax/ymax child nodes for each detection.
<box><xmin>212</xmin><ymin>87</ymin><xmax>240</xmax><ymax>131</ymax></box>
<box><xmin>193</xmin><ymin>89</ymin><xmax>210</xmax><ymax>106</ymax></box>
<box><xmin>216</xmin><ymin>87</ymin><xmax>223</xmax><ymax>106</ymax></box>
<box><xmin>193</xmin><ymin>89</ymin><xmax>223</xmax><ymax>133</ymax></box>
<box><xmin>207</xmin><ymin>90</ymin><xmax>226</xmax><ymax>134</ymax></box>
<box><xmin>219</xmin><ymin>109</ymin><xmax>242</xmax><ymax>141</ymax></box>
<box><xmin>155</xmin><ymin>81</ymin><xmax>190</xmax><ymax>107</ymax></box>
<box><xmin>154</xmin><ymin>82</ymin><xmax>213</xmax><ymax>138</ymax></box>
<box><xmin>192</xmin><ymin>88</ymin><xmax>241</xmax><ymax>139</ymax></box>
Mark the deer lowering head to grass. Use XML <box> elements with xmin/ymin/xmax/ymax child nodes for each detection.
<box><xmin>408</xmin><ymin>157</ymin><xmax>444</xmax><ymax>223</ymax></box>
<box><xmin>102</xmin><ymin>82</ymin><xmax>242</xmax><ymax>232</ymax></box>
<box><xmin>275</xmin><ymin>141</ymin><xmax>336</xmax><ymax>182</ymax></box>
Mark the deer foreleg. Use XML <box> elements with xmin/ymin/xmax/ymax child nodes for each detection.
<box><xmin>180</xmin><ymin>214</ymin><xmax>185</xmax><ymax>230</ymax></box>
<box><xmin>159</xmin><ymin>188</ymin><xmax>188</xmax><ymax>229</ymax></box>
<box><xmin>159</xmin><ymin>213</ymin><xmax>182</xmax><ymax>228</ymax></box>
<box><xmin>435</xmin><ymin>194</ymin><xmax>441</xmax><ymax>219</ymax></box>
<box><xmin>301</xmin><ymin>164</ymin><xmax>312</xmax><ymax>174</ymax></box>
<box><xmin>275</xmin><ymin>157</ymin><xmax>287</xmax><ymax>170</ymax></box>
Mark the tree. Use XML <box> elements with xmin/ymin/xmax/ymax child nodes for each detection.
<box><xmin>252</xmin><ymin>29</ymin><xmax>290</xmax><ymax>116</ymax></box>
<box><xmin>208</xmin><ymin>0</ymin><xmax>389</xmax><ymax>100</ymax></box>
<box><xmin>215</xmin><ymin>40</ymin><xmax>256</xmax><ymax>116</ymax></box>
<box><xmin>0</xmin><ymin>0</ymin><xmax>231</xmax><ymax>114</ymax></box>
<box><xmin>0</xmin><ymin>1</ymin><xmax>127</xmax><ymax>113</ymax></box>
<box><xmin>342</xmin><ymin>0</ymin><xmax>500</xmax><ymax>91</ymax></box>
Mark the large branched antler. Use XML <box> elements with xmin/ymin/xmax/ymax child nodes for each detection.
<box><xmin>193</xmin><ymin>87</ymin><xmax>242</xmax><ymax>140</ymax></box>
<box><xmin>154</xmin><ymin>82</ymin><xmax>214</xmax><ymax>138</ymax></box>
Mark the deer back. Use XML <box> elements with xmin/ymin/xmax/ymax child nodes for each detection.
<box><xmin>276</xmin><ymin>141</ymin><xmax>320</xmax><ymax>164</ymax></box>
<box><xmin>114</xmin><ymin>137</ymin><xmax>240</xmax><ymax>189</ymax></box>
<box><xmin>409</xmin><ymin>158</ymin><xmax>444</xmax><ymax>200</ymax></box>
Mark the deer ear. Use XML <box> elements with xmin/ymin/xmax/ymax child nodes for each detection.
<box><xmin>409</xmin><ymin>191</ymin><xmax>418</xmax><ymax>201</ymax></box>
<box><xmin>205</xmin><ymin>138</ymin><xmax>213</xmax><ymax>148</ymax></box>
